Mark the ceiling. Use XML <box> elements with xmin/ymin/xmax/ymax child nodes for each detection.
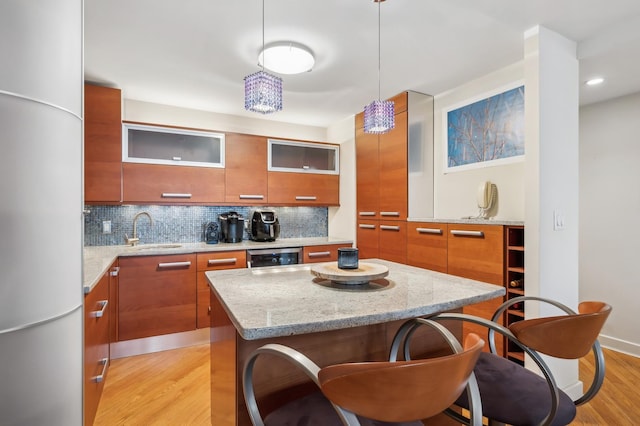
<box><xmin>84</xmin><ymin>0</ymin><xmax>640</xmax><ymax>128</ymax></box>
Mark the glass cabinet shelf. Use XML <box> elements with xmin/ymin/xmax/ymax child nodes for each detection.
<box><xmin>123</xmin><ymin>122</ymin><xmax>225</xmax><ymax>168</ymax></box>
<box><xmin>268</xmin><ymin>139</ymin><xmax>339</xmax><ymax>174</ymax></box>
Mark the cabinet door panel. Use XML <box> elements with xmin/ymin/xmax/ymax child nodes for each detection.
<box><xmin>225</xmin><ymin>134</ymin><xmax>268</xmax><ymax>203</ymax></box>
<box><xmin>355</xmin><ymin>127</ymin><xmax>379</xmax><ymax>219</ymax></box>
<box><xmin>303</xmin><ymin>243</ymin><xmax>353</xmax><ymax>263</ymax></box>
<box><xmin>407</xmin><ymin>222</ymin><xmax>448</xmax><ymax>273</ymax></box>
<box><xmin>379</xmin><ymin>220</ymin><xmax>407</xmax><ymax>264</ymax></box>
<box><xmin>268</xmin><ymin>172</ymin><xmax>339</xmax><ymax>205</ymax></box>
<box><xmin>378</xmin><ymin>111</ymin><xmax>408</xmax><ymax>220</ymax></box>
<box><xmin>356</xmin><ymin>221</ymin><xmax>379</xmax><ymax>260</ymax></box>
<box><xmin>118</xmin><ymin>254</ymin><xmax>196</xmax><ymax>340</ymax></box>
<box><xmin>196</xmin><ymin>251</ymin><xmax>246</xmax><ymax>328</ymax></box>
<box><xmin>84</xmin><ymin>84</ymin><xmax>122</xmax><ymax>203</ymax></box>
<box><xmin>84</xmin><ymin>272</ymin><xmax>110</xmax><ymax>426</ymax></box>
<box><xmin>123</xmin><ymin>163</ymin><xmax>225</xmax><ymax>204</ymax></box>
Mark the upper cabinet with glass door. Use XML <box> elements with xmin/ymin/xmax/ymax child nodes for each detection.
<box><xmin>123</xmin><ymin>122</ymin><xmax>225</xmax><ymax>168</ymax></box>
<box><xmin>268</xmin><ymin>139</ymin><xmax>339</xmax><ymax>174</ymax></box>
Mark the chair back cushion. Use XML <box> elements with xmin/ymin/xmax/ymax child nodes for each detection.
<box><xmin>318</xmin><ymin>334</ymin><xmax>484</xmax><ymax>423</ymax></box>
<box><xmin>509</xmin><ymin>301</ymin><xmax>611</xmax><ymax>359</ymax></box>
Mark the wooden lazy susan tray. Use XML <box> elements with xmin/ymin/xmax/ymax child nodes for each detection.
<box><xmin>310</xmin><ymin>261</ymin><xmax>389</xmax><ymax>285</ymax></box>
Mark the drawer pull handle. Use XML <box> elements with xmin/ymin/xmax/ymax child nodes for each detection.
<box><xmin>380</xmin><ymin>225</ymin><xmax>400</xmax><ymax>231</ymax></box>
<box><xmin>417</xmin><ymin>228</ymin><xmax>443</xmax><ymax>235</ymax></box>
<box><xmin>239</xmin><ymin>194</ymin><xmax>264</xmax><ymax>200</ymax></box>
<box><xmin>158</xmin><ymin>261</ymin><xmax>192</xmax><ymax>269</ymax></box>
<box><xmin>161</xmin><ymin>193</ymin><xmax>192</xmax><ymax>198</ymax></box>
<box><xmin>308</xmin><ymin>251</ymin><xmax>331</xmax><ymax>258</ymax></box>
<box><xmin>94</xmin><ymin>358</ymin><xmax>109</xmax><ymax>383</ymax></box>
<box><xmin>208</xmin><ymin>258</ymin><xmax>237</xmax><ymax>265</ymax></box>
<box><xmin>359</xmin><ymin>211</ymin><xmax>376</xmax><ymax>216</ymax></box>
<box><xmin>172</xmin><ymin>156</ymin><xmax>182</xmax><ymax>161</ymax></box>
<box><xmin>91</xmin><ymin>300</ymin><xmax>108</xmax><ymax>318</ymax></box>
<box><xmin>358</xmin><ymin>224</ymin><xmax>376</xmax><ymax>229</ymax></box>
<box><xmin>380</xmin><ymin>211</ymin><xmax>400</xmax><ymax>217</ymax></box>
<box><xmin>109</xmin><ymin>266</ymin><xmax>120</xmax><ymax>277</ymax></box>
<box><xmin>295</xmin><ymin>196</ymin><xmax>317</xmax><ymax>201</ymax></box>
<box><xmin>450</xmin><ymin>230</ymin><xmax>484</xmax><ymax>237</ymax></box>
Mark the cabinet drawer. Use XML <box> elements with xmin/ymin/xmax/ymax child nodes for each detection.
<box><xmin>447</xmin><ymin>224</ymin><xmax>504</xmax><ymax>285</ymax></box>
<box><xmin>197</xmin><ymin>250</ymin><xmax>247</xmax><ymax>270</ymax></box>
<box><xmin>118</xmin><ymin>254</ymin><xmax>197</xmax><ymax>340</ymax></box>
<box><xmin>268</xmin><ymin>172</ymin><xmax>339</xmax><ymax>205</ymax></box>
<box><xmin>123</xmin><ymin>163</ymin><xmax>225</xmax><ymax>203</ymax></box>
<box><xmin>303</xmin><ymin>244</ymin><xmax>352</xmax><ymax>263</ymax></box>
<box><xmin>407</xmin><ymin>222</ymin><xmax>448</xmax><ymax>273</ymax></box>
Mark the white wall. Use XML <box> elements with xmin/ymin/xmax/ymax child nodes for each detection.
<box><xmin>327</xmin><ymin>115</ymin><xmax>356</xmax><ymax>241</ymax></box>
<box><xmin>124</xmin><ymin>99</ymin><xmax>327</xmax><ymax>142</ymax></box>
<box><xmin>580</xmin><ymin>92</ymin><xmax>640</xmax><ymax>356</ymax></box>
<box><xmin>434</xmin><ymin>62</ymin><xmax>525</xmax><ymax>221</ymax></box>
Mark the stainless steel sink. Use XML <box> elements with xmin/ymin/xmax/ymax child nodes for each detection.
<box><xmin>131</xmin><ymin>243</ymin><xmax>183</xmax><ymax>250</ymax></box>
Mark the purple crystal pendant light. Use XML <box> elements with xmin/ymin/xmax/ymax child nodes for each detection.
<box><xmin>244</xmin><ymin>0</ymin><xmax>283</xmax><ymax>114</ymax></box>
<box><xmin>364</xmin><ymin>0</ymin><xmax>394</xmax><ymax>134</ymax></box>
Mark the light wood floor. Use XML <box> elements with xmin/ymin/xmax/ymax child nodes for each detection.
<box><xmin>94</xmin><ymin>344</ymin><xmax>639</xmax><ymax>425</ymax></box>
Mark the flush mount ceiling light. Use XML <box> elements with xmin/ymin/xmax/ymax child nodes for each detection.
<box><xmin>364</xmin><ymin>0</ymin><xmax>394</xmax><ymax>134</ymax></box>
<box><xmin>258</xmin><ymin>42</ymin><xmax>315</xmax><ymax>75</ymax></box>
<box><xmin>586</xmin><ymin>77</ymin><xmax>604</xmax><ymax>86</ymax></box>
<box><xmin>244</xmin><ymin>0</ymin><xmax>283</xmax><ymax>114</ymax></box>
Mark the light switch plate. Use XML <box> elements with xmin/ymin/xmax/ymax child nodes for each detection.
<box><xmin>553</xmin><ymin>210</ymin><xmax>565</xmax><ymax>231</ymax></box>
<box><xmin>102</xmin><ymin>220</ymin><xmax>112</xmax><ymax>234</ymax></box>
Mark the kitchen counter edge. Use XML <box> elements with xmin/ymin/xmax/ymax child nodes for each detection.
<box><xmin>407</xmin><ymin>217</ymin><xmax>524</xmax><ymax>226</ymax></box>
<box><xmin>83</xmin><ymin>237</ymin><xmax>353</xmax><ymax>294</ymax></box>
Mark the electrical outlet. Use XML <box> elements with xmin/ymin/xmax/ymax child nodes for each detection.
<box><xmin>102</xmin><ymin>220</ymin><xmax>112</xmax><ymax>234</ymax></box>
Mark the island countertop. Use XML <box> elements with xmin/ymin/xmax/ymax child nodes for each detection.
<box><xmin>206</xmin><ymin>259</ymin><xmax>505</xmax><ymax>340</ymax></box>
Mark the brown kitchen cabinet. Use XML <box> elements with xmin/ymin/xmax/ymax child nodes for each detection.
<box><xmin>84</xmin><ymin>266</ymin><xmax>112</xmax><ymax>426</ymax></box>
<box><xmin>355</xmin><ymin>220</ymin><xmax>407</xmax><ymax>263</ymax></box>
<box><xmin>224</xmin><ymin>133</ymin><xmax>268</xmax><ymax>204</ymax></box>
<box><xmin>303</xmin><ymin>243</ymin><xmax>353</xmax><ymax>263</ymax></box>
<box><xmin>84</xmin><ymin>83</ymin><xmax>122</xmax><ymax>203</ymax></box>
<box><xmin>447</xmin><ymin>223</ymin><xmax>505</xmax><ymax>354</ymax></box>
<box><xmin>117</xmin><ymin>254</ymin><xmax>197</xmax><ymax>340</ymax></box>
<box><xmin>122</xmin><ymin>163</ymin><xmax>225</xmax><ymax>204</ymax></box>
<box><xmin>196</xmin><ymin>250</ymin><xmax>246</xmax><ymax>329</ymax></box>
<box><xmin>406</xmin><ymin>222</ymin><xmax>448</xmax><ymax>273</ymax></box>
<box><xmin>267</xmin><ymin>172</ymin><xmax>339</xmax><ymax>206</ymax></box>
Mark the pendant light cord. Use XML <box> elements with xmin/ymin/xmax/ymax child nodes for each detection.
<box><xmin>377</xmin><ymin>0</ymin><xmax>381</xmax><ymax>101</ymax></box>
<box><xmin>261</xmin><ymin>0</ymin><xmax>265</xmax><ymax>71</ymax></box>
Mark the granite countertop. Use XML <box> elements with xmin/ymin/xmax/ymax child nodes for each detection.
<box><xmin>407</xmin><ymin>217</ymin><xmax>524</xmax><ymax>226</ymax></box>
<box><xmin>205</xmin><ymin>259</ymin><xmax>505</xmax><ymax>340</ymax></box>
<box><xmin>83</xmin><ymin>237</ymin><xmax>352</xmax><ymax>293</ymax></box>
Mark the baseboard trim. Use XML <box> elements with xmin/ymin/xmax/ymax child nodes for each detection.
<box><xmin>599</xmin><ymin>334</ymin><xmax>640</xmax><ymax>358</ymax></box>
<box><xmin>111</xmin><ymin>328</ymin><xmax>210</xmax><ymax>359</ymax></box>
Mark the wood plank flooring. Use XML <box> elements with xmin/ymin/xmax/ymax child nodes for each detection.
<box><xmin>94</xmin><ymin>344</ymin><xmax>639</xmax><ymax>425</ymax></box>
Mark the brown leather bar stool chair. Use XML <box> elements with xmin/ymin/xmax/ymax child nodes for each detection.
<box><xmin>394</xmin><ymin>298</ymin><xmax>611</xmax><ymax>426</ymax></box>
<box><xmin>243</xmin><ymin>321</ymin><xmax>485</xmax><ymax>426</ymax></box>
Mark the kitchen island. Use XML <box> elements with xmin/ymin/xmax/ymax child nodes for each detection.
<box><xmin>206</xmin><ymin>259</ymin><xmax>504</xmax><ymax>425</ymax></box>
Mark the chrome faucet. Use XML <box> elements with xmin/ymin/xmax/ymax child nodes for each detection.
<box><xmin>125</xmin><ymin>211</ymin><xmax>153</xmax><ymax>246</ymax></box>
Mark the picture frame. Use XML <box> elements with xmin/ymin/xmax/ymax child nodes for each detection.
<box><xmin>444</xmin><ymin>82</ymin><xmax>525</xmax><ymax>173</ymax></box>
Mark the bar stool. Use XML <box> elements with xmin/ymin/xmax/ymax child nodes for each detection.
<box><xmin>243</xmin><ymin>320</ymin><xmax>485</xmax><ymax>426</ymax></box>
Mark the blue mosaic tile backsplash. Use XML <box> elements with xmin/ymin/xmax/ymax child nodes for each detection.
<box><xmin>84</xmin><ymin>205</ymin><xmax>328</xmax><ymax>246</ymax></box>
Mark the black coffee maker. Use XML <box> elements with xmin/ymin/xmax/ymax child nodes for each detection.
<box><xmin>250</xmin><ymin>209</ymin><xmax>280</xmax><ymax>242</ymax></box>
<box><xmin>218</xmin><ymin>211</ymin><xmax>244</xmax><ymax>243</ymax></box>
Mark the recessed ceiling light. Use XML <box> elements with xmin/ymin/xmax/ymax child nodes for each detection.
<box><xmin>258</xmin><ymin>42</ymin><xmax>315</xmax><ymax>75</ymax></box>
<box><xmin>585</xmin><ymin>77</ymin><xmax>604</xmax><ymax>86</ymax></box>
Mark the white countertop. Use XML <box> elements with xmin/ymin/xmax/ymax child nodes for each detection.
<box><xmin>205</xmin><ymin>260</ymin><xmax>505</xmax><ymax>340</ymax></box>
<box><xmin>82</xmin><ymin>237</ymin><xmax>352</xmax><ymax>293</ymax></box>
<box><xmin>407</xmin><ymin>217</ymin><xmax>524</xmax><ymax>226</ymax></box>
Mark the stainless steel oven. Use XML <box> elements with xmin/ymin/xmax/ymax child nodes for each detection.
<box><xmin>247</xmin><ymin>247</ymin><xmax>303</xmax><ymax>268</ymax></box>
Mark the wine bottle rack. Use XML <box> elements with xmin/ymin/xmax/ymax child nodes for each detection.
<box><xmin>505</xmin><ymin>225</ymin><xmax>525</xmax><ymax>364</ymax></box>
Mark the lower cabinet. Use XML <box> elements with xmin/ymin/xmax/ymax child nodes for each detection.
<box><xmin>302</xmin><ymin>243</ymin><xmax>353</xmax><ymax>263</ymax></box>
<box><xmin>355</xmin><ymin>220</ymin><xmax>407</xmax><ymax>263</ymax></box>
<box><xmin>447</xmin><ymin>224</ymin><xmax>505</xmax><ymax>354</ymax></box>
<box><xmin>406</xmin><ymin>222</ymin><xmax>448</xmax><ymax>273</ymax></box>
<box><xmin>117</xmin><ymin>254</ymin><xmax>197</xmax><ymax>341</ymax></box>
<box><xmin>196</xmin><ymin>250</ymin><xmax>247</xmax><ymax>328</ymax></box>
<box><xmin>84</xmin><ymin>265</ymin><xmax>113</xmax><ymax>426</ymax></box>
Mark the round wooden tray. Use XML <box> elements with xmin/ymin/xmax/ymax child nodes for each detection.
<box><xmin>310</xmin><ymin>261</ymin><xmax>389</xmax><ymax>285</ymax></box>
